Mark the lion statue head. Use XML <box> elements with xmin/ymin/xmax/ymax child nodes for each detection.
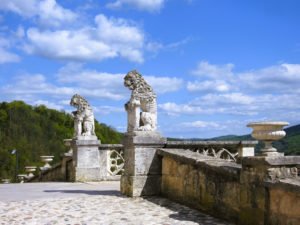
<box><xmin>124</xmin><ymin>70</ymin><xmax>156</xmax><ymax>100</ymax></box>
<box><xmin>70</xmin><ymin>94</ymin><xmax>89</xmax><ymax>109</ymax></box>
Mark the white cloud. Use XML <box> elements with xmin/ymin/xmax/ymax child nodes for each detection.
<box><xmin>159</xmin><ymin>102</ymin><xmax>206</xmax><ymax>115</ymax></box>
<box><xmin>0</xmin><ymin>37</ymin><xmax>20</xmax><ymax>63</ymax></box>
<box><xmin>58</xmin><ymin>63</ymin><xmax>183</xmax><ymax>95</ymax></box>
<box><xmin>190</xmin><ymin>62</ymin><xmax>300</xmax><ymax>94</ymax></box>
<box><xmin>15</xmin><ymin>26</ymin><xmax>25</xmax><ymax>38</ymax></box>
<box><xmin>25</xmin><ymin>28</ymin><xmax>117</xmax><ymax>61</ymax></box>
<box><xmin>24</xmin><ymin>14</ymin><xmax>144</xmax><ymax>63</ymax></box>
<box><xmin>200</xmin><ymin>93</ymin><xmax>254</xmax><ymax>105</ymax></box>
<box><xmin>146</xmin><ymin>37</ymin><xmax>191</xmax><ymax>54</ymax></box>
<box><xmin>181</xmin><ymin>120</ymin><xmax>221</xmax><ymax>129</ymax></box>
<box><xmin>93</xmin><ymin>106</ymin><xmax>124</xmax><ymax>115</ymax></box>
<box><xmin>187</xmin><ymin>80</ymin><xmax>231</xmax><ymax>92</ymax></box>
<box><xmin>145</xmin><ymin>76</ymin><xmax>183</xmax><ymax>94</ymax></box>
<box><xmin>0</xmin><ymin>48</ymin><xmax>20</xmax><ymax>64</ymax></box>
<box><xmin>107</xmin><ymin>0</ymin><xmax>165</xmax><ymax>12</ymax></box>
<box><xmin>0</xmin><ymin>0</ymin><xmax>76</xmax><ymax>27</ymax></box>
<box><xmin>238</xmin><ymin>63</ymin><xmax>300</xmax><ymax>93</ymax></box>
<box><xmin>191</xmin><ymin>61</ymin><xmax>234</xmax><ymax>78</ymax></box>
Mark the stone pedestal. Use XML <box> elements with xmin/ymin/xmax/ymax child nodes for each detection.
<box><xmin>121</xmin><ymin>131</ymin><xmax>166</xmax><ymax>197</ymax></box>
<box><xmin>71</xmin><ymin>136</ymin><xmax>101</xmax><ymax>182</ymax></box>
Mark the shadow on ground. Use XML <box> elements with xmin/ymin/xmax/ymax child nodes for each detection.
<box><xmin>44</xmin><ymin>190</ymin><xmax>121</xmax><ymax>196</ymax></box>
<box><xmin>142</xmin><ymin>196</ymin><xmax>233</xmax><ymax>225</ymax></box>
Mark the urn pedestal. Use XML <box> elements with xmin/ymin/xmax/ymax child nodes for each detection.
<box><xmin>25</xmin><ymin>166</ymin><xmax>37</xmax><ymax>179</ymax></box>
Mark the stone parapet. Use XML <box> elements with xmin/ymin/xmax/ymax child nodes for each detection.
<box><xmin>158</xmin><ymin>148</ymin><xmax>300</xmax><ymax>225</ymax></box>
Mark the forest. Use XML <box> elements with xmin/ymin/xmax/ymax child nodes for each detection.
<box><xmin>0</xmin><ymin>101</ymin><xmax>122</xmax><ymax>181</ymax></box>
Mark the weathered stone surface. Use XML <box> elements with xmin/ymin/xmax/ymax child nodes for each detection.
<box><xmin>121</xmin><ymin>175</ymin><xmax>161</xmax><ymax>197</ymax></box>
<box><xmin>71</xmin><ymin>139</ymin><xmax>101</xmax><ymax>182</ymax></box>
<box><xmin>70</xmin><ymin>94</ymin><xmax>96</xmax><ymax>138</ymax></box>
<box><xmin>266</xmin><ymin>178</ymin><xmax>300</xmax><ymax>225</ymax></box>
<box><xmin>242</xmin><ymin>155</ymin><xmax>300</xmax><ymax>166</ymax></box>
<box><xmin>159</xmin><ymin>148</ymin><xmax>300</xmax><ymax>225</ymax></box>
<box><xmin>157</xmin><ymin>148</ymin><xmax>241</xmax><ymax>178</ymax></box>
<box><xmin>160</xmin><ymin>151</ymin><xmax>241</xmax><ymax>223</ymax></box>
<box><xmin>124</xmin><ymin>70</ymin><xmax>157</xmax><ymax>132</ymax></box>
<box><xmin>98</xmin><ymin>144</ymin><xmax>124</xmax><ymax>180</ymax></box>
<box><xmin>121</xmin><ymin>132</ymin><xmax>166</xmax><ymax>196</ymax></box>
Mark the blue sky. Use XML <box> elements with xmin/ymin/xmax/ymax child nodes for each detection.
<box><xmin>0</xmin><ymin>0</ymin><xmax>300</xmax><ymax>138</ymax></box>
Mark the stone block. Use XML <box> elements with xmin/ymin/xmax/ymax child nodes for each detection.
<box><xmin>75</xmin><ymin>167</ymin><xmax>101</xmax><ymax>182</ymax></box>
<box><xmin>121</xmin><ymin>175</ymin><xmax>161</xmax><ymax>197</ymax></box>
<box><xmin>71</xmin><ymin>138</ymin><xmax>101</xmax><ymax>182</ymax></box>
<box><xmin>238</xmin><ymin>146</ymin><xmax>255</xmax><ymax>157</ymax></box>
<box><xmin>121</xmin><ymin>131</ymin><xmax>166</xmax><ymax>196</ymax></box>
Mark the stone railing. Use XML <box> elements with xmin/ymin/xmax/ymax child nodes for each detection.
<box><xmin>165</xmin><ymin>140</ymin><xmax>258</xmax><ymax>162</ymax></box>
<box><xmin>98</xmin><ymin>144</ymin><xmax>124</xmax><ymax>180</ymax></box>
<box><xmin>157</xmin><ymin>148</ymin><xmax>300</xmax><ymax>225</ymax></box>
<box><xmin>25</xmin><ymin>144</ymin><xmax>124</xmax><ymax>182</ymax></box>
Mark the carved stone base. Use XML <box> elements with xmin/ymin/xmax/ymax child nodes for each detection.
<box><xmin>121</xmin><ymin>175</ymin><xmax>161</xmax><ymax>197</ymax></box>
<box><xmin>71</xmin><ymin>137</ymin><xmax>101</xmax><ymax>182</ymax></box>
<box><xmin>121</xmin><ymin>131</ymin><xmax>166</xmax><ymax>197</ymax></box>
<box><xmin>75</xmin><ymin>167</ymin><xmax>101</xmax><ymax>182</ymax></box>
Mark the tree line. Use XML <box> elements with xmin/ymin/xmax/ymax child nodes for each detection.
<box><xmin>0</xmin><ymin>101</ymin><xmax>122</xmax><ymax>182</ymax></box>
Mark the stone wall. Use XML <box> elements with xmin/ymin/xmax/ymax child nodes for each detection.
<box><xmin>157</xmin><ymin>148</ymin><xmax>300</xmax><ymax>225</ymax></box>
<box><xmin>266</xmin><ymin>179</ymin><xmax>300</xmax><ymax>225</ymax></box>
<box><xmin>159</xmin><ymin>148</ymin><xmax>241</xmax><ymax>223</ymax></box>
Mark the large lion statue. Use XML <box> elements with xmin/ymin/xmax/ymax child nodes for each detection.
<box><xmin>124</xmin><ymin>70</ymin><xmax>157</xmax><ymax>132</ymax></box>
<box><xmin>70</xmin><ymin>94</ymin><xmax>95</xmax><ymax>137</ymax></box>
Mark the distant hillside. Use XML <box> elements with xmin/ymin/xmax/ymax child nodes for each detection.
<box><xmin>167</xmin><ymin>124</ymin><xmax>300</xmax><ymax>155</ymax></box>
<box><xmin>0</xmin><ymin>101</ymin><xmax>122</xmax><ymax>181</ymax></box>
<box><xmin>211</xmin><ymin>125</ymin><xmax>300</xmax><ymax>155</ymax></box>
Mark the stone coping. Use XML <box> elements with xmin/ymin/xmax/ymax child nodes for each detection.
<box><xmin>72</xmin><ymin>139</ymin><xmax>101</xmax><ymax>146</ymax></box>
<box><xmin>242</xmin><ymin>156</ymin><xmax>300</xmax><ymax>166</ymax></box>
<box><xmin>166</xmin><ymin>140</ymin><xmax>258</xmax><ymax>148</ymax></box>
<box><xmin>265</xmin><ymin>178</ymin><xmax>300</xmax><ymax>194</ymax></box>
<box><xmin>99</xmin><ymin>144</ymin><xmax>124</xmax><ymax>150</ymax></box>
<box><xmin>157</xmin><ymin>148</ymin><xmax>241</xmax><ymax>179</ymax></box>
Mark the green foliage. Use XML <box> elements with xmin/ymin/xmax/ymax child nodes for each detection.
<box><xmin>0</xmin><ymin>101</ymin><xmax>122</xmax><ymax>182</ymax></box>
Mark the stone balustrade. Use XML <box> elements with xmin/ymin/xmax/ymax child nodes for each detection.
<box><xmin>25</xmin><ymin>144</ymin><xmax>124</xmax><ymax>182</ymax></box>
<box><xmin>99</xmin><ymin>144</ymin><xmax>124</xmax><ymax>180</ymax></box>
<box><xmin>166</xmin><ymin>140</ymin><xmax>258</xmax><ymax>162</ymax></box>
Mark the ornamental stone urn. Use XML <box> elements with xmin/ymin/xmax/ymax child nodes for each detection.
<box><xmin>63</xmin><ymin>139</ymin><xmax>73</xmax><ymax>156</ymax></box>
<box><xmin>40</xmin><ymin>156</ymin><xmax>54</xmax><ymax>170</ymax></box>
<box><xmin>1</xmin><ymin>179</ymin><xmax>10</xmax><ymax>184</ymax></box>
<box><xmin>25</xmin><ymin>166</ymin><xmax>37</xmax><ymax>178</ymax></box>
<box><xmin>17</xmin><ymin>174</ymin><xmax>26</xmax><ymax>183</ymax></box>
<box><xmin>247</xmin><ymin>121</ymin><xmax>289</xmax><ymax>156</ymax></box>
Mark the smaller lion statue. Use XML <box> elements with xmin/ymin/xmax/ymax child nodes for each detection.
<box><xmin>124</xmin><ymin>70</ymin><xmax>157</xmax><ymax>132</ymax></box>
<box><xmin>70</xmin><ymin>94</ymin><xmax>95</xmax><ymax>137</ymax></box>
